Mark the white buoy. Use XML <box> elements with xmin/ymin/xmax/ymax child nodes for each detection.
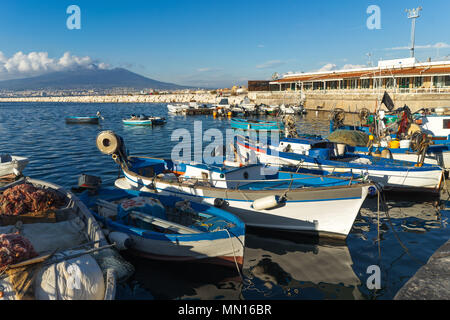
<box><xmin>252</xmin><ymin>195</ymin><xmax>279</xmax><ymax>210</ymax></box>
<box><xmin>108</xmin><ymin>232</ymin><xmax>133</xmax><ymax>251</ymax></box>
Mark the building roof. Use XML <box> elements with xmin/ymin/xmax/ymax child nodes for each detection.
<box><xmin>272</xmin><ymin>59</ymin><xmax>450</xmax><ymax>83</ymax></box>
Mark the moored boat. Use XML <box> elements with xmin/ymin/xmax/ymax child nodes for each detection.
<box><xmin>122</xmin><ymin>115</ymin><xmax>166</xmax><ymax>126</ymax></box>
<box><xmin>0</xmin><ymin>178</ymin><xmax>134</xmax><ymax>300</ymax></box>
<box><xmin>79</xmin><ymin>185</ymin><xmax>246</xmax><ymax>268</ymax></box>
<box><xmin>95</xmin><ymin>131</ymin><xmax>374</xmax><ymax>240</ymax></box>
<box><xmin>0</xmin><ymin>154</ymin><xmax>29</xmax><ymax>178</ymax></box>
<box><xmin>65</xmin><ymin>116</ymin><xmax>100</xmax><ymax>124</ymax></box>
<box><xmin>236</xmin><ymin>135</ymin><xmax>444</xmax><ymax>194</ymax></box>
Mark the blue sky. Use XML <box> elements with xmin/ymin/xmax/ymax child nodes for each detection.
<box><xmin>0</xmin><ymin>0</ymin><xmax>449</xmax><ymax>87</ymax></box>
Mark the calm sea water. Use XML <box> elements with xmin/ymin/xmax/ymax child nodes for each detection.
<box><xmin>0</xmin><ymin>102</ymin><xmax>448</xmax><ymax>300</ymax></box>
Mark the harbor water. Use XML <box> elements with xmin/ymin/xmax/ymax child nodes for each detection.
<box><xmin>0</xmin><ymin>102</ymin><xmax>448</xmax><ymax>300</ymax></box>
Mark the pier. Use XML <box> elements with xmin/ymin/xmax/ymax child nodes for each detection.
<box><xmin>394</xmin><ymin>239</ymin><xmax>450</xmax><ymax>300</ymax></box>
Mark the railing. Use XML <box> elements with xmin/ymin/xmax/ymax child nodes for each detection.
<box><xmin>288</xmin><ymin>87</ymin><xmax>450</xmax><ymax>95</ymax></box>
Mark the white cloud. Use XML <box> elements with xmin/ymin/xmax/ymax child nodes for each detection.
<box><xmin>386</xmin><ymin>42</ymin><xmax>450</xmax><ymax>51</ymax></box>
<box><xmin>257</xmin><ymin>44</ymin><xmax>265</xmax><ymax>48</ymax></box>
<box><xmin>342</xmin><ymin>64</ymin><xmax>366</xmax><ymax>70</ymax></box>
<box><xmin>196</xmin><ymin>67</ymin><xmax>223</xmax><ymax>73</ymax></box>
<box><xmin>0</xmin><ymin>51</ymin><xmax>109</xmax><ymax>80</ymax></box>
<box><xmin>256</xmin><ymin>60</ymin><xmax>285</xmax><ymax>69</ymax></box>
<box><xmin>317</xmin><ymin>63</ymin><xmax>337</xmax><ymax>72</ymax></box>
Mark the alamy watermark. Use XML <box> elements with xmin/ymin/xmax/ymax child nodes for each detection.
<box><xmin>66</xmin><ymin>5</ymin><xmax>81</xmax><ymax>30</ymax></box>
<box><xmin>170</xmin><ymin>121</ymin><xmax>280</xmax><ymax>175</ymax></box>
<box><xmin>366</xmin><ymin>265</ymin><xmax>381</xmax><ymax>290</ymax></box>
<box><xmin>366</xmin><ymin>5</ymin><xmax>381</xmax><ymax>30</ymax></box>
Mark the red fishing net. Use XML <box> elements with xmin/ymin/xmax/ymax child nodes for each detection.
<box><xmin>0</xmin><ymin>233</ymin><xmax>38</xmax><ymax>268</ymax></box>
<box><xmin>0</xmin><ymin>184</ymin><xmax>64</xmax><ymax>216</ymax></box>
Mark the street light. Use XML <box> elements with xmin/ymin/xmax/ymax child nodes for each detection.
<box><xmin>406</xmin><ymin>7</ymin><xmax>422</xmax><ymax>58</ymax></box>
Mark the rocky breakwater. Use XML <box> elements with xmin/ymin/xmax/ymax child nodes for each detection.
<box><xmin>0</xmin><ymin>93</ymin><xmax>246</xmax><ymax>104</ymax></box>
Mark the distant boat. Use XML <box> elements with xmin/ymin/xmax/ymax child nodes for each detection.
<box><xmin>65</xmin><ymin>116</ymin><xmax>100</xmax><ymax>124</ymax></box>
<box><xmin>122</xmin><ymin>115</ymin><xmax>166</xmax><ymax>126</ymax></box>
<box><xmin>230</xmin><ymin>118</ymin><xmax>283</xmax><ymax>132</ymax></box>
<box><xmin>65</xmin><ymin>111</ymin><xmax>103</xmax><ymax>124</ymax></box>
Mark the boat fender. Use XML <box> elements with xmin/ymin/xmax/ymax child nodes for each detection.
<box><xmin>252</xmin><ymin>195</ymin><xmax>280</xmax><ymax>210</ymax></box>
<box><xmin>108</xmin><ymin>232</ymin><xmax>134</xmax><ymax>251</ymax></box>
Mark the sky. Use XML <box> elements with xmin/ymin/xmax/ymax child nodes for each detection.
<box><xmin>0</xmin><ymin>0</ymin><xmax>449</xmax><ymax>88</ymax></box>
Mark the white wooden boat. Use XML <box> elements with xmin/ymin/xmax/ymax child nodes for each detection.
<box><xmin>236</xmin><ymin>136</ymin><xmax>444</xmax><ymax>194</ymax></box>
<box><xmin>0</xmin><ymin>178</ymin><xmax>134</xmax><ymax>300</ymax></box>
<box><xmin>95</xmin><ymin>131</ymin><xmax>373</xmax><ymax>240</ymax></box>
<box><xmin>0</xmin><ymin>155</ymin><xmax>29</xmax><ymax>178</ymax></box>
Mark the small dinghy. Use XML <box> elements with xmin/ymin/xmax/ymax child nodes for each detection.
<box><xmin>79</xmin><ymin>185</ymin><xmax>245</xmax><ymax>268</ymax></box>
<box><xmin>65</xmin><ymin>112</ymin><xmax>103</xmax><ymax>124</ymax></box>
<box><xmin>122</xmin><ymin>115</ymin><xmax>166</xmax><ymax>126</ymax></box>
<box><xmin>0</xmin><ymin>178</ymin><xmax>134</xmax><ymax>300</ymax></box>
<box><xmin>0</xmin><ymin>154</ymin><xmax>29</xmax><ymax>178</ymax></box>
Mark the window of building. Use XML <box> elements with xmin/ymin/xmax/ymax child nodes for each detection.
<box><xmin>385</xmin><ymin>78</ymin><xmax>395</xmax><ymax>88</ymax></box>
<box><xmin>399</xmin><ymin>77</ymin><xmax>410</xmax><ymax>88</ymax></box>
<box><xmin>327</xmin><ymin>81</ymin><xmax>338</xmax><ymax>89</ymax></box>
<box><xmin>313</xmin><ymin>82</ymin><xmax>323</xmax><ymax>90</ymax></box>
<box><xmin>361</xmin><ymin>79</ymin><xmax>370</xmax><ymax>89</ymax></box>
<box><xmin>434</xmin><ymin>76</ymin><xmax>450</xmax><ymax>87</ymax></box>
<box><xmin>414</xmin><ymin>77</ymin><xmax>424</xmax><ymax>88</ymax></box>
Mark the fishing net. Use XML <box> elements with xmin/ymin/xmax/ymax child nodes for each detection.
<box><xmin>0</xmin><ymin>233</ymin><xmax>38</xmax><ymax>268</ymax></box>
<box><xmin>0</xmin><ymin>183</ymin><xmax>65</xmax><ymax>216</ymax></box>
<box><xmin>327</xmin><ymin>130</ymin><xmax>370</xmax><ymax>147</ymax></box>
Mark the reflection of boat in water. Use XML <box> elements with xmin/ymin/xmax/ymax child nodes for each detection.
<box><xmin>243</xmin><ymin>234</ymin><xmax>363</xmax><ymax>299</ymax></box>
<box><xmin>120</xmin><ymin>253</ymin><xmax>242</xmax><ymax>300</ymax></box>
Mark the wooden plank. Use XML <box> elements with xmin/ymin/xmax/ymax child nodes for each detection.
<box><xmin>130</xmin><ymin>211</ymin><xmax>201</xmax><ymax>234</ymax></box>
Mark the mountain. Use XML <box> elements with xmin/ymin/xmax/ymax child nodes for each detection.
<box><xmin>0</xmin><ymin>67</ymin><xmax>191</xmax><ymax>91</ymax></box>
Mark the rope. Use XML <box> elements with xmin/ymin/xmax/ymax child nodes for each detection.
<box><xmin>378</xmin><ymin>187</ymin><xmax>426</xmax><ymax>265</ymax></box>
<box><xmin>222</xmin><ymin>228</ymin><xmax>251</xmax><ymax>285</ymax></box>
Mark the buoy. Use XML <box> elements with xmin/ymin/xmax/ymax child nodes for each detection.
<box><xmin>389</xmin><ymin>140</ymin><xmax>400</xmax><ymax>149</ymax></box>
<box><xmin>108</xmin><ymin>232</ymin><xmax>134</xmax><ymax>250</ymax></box>
<box><xmin>227</xmin><ymin>111</ymin><xmax>232</xmax><ymax>117</ymax></box>
<box><xmin>252</xmin><ymin>195</ymin><xmax>280</xmax><ymax>210</ymax></box>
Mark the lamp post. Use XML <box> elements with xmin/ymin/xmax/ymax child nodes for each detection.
<box><xmin>406</xmin><ymin>7</ymin><xmax>422</xmax><ymax>58</ymax></box>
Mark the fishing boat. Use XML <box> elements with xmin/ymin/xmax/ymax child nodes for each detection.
<box><xmin>240</xmin><ymin>97</ymin><xmax>256</xmax><ymax>113</ymax></box>
<box><xmin>79</xmin><ymin>186</ymin><xmax>245</xmax><ymax>268</ymax></box>
<box><xmin>122</xmin><ymin>115</ymin><xmax>166</xmax><ymax>126</ymax></box>
<box><xmin>0</xmin><ymin>154</ymin><xmax>29</xmax><ymax>178</ymax></box>
<box><xmin>330</xmin><ymin>107</ymin><xmax>450</xmax><ymax>169</ymax></box>
<box><xmin>230</xmin><ymin>118</ymin><xmax>282</xmax><ymax>132</ymax></box>
<box><xmin>236</xmin><ymin>135</ymin><xmax>444</xmax><ymax>194</ymax></box>
<box><xmin>0</xmin><ymin>178</ymin><xmax>134</xmax><ymax>300</ymax></box>
<box><xmin>65</xmin><ymin>116</ymin><xmax>100</xmax><ymax>124</ymax></box>
<box><xmin>95</xmin><ymin>131</ymin><xmax>373</xmax><ymax>240</ymax></box>
<box><xmin>167</xmin><ymin>103</ymin><xmax>188</xmax><ymax>114</ymax></box>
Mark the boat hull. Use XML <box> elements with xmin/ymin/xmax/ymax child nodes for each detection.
<box><xmin>117</xmin><ymin>172</ymin><xmax>370</xmax><ymax>240</ymax></box>
<box><xmin>237</xmin><ymin>140</ymin><xmax>444</xmax><ymax>193</ymax></box>
<box><xmin>65</xmin><ymin>117</ymin><xmax>99</xmax><ymax>124</ymax></box>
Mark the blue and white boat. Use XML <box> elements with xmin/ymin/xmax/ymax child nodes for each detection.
<box><xmin>65</xmin><ymin>116</ymin><xmax>100</xmax><ymax>124</ymax></box>
<box><xmin>236</xmin><ymin>135</ymin><xmax>444</xmax><ymax>194</ymax></box>
<box><xmin>122</xmin><ymin>115</ymin><xmax>166</xmax><ymax>126</ymax></box>
<box><xmin>79</xmin><ymin>186</ymin><xmax>245</xmax><ymax>267</ymax></box>
<box><xmin>231</xmin><ymin>118</ymin><xmax>283</xmax><ymax>132</ymax></box>
<box><xmin>95</xmin><ymin>131</ymin><xmax>374</xmax><ymax>240</ymax></box>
